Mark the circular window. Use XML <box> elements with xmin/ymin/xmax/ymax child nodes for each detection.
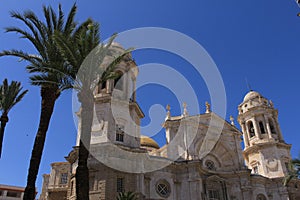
<box><xmin>205</xmin><ymin>160</ymin><xmax>216</xmax><ymax>170</ymax></box>
<box><xmin>156</xmin><ymin>180</ymin><xmax>171</xmax><ymax>198</ymax></box>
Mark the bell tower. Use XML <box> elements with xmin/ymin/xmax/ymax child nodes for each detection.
<box><xmin>75</xmin><ymin>43</ymin><xmax>144</xmax><ymax>149</ymax></box>
<box><xmin>237</xmin><ymin>91</ymin><xmax>291</xmax><ymax>178</ymax></box>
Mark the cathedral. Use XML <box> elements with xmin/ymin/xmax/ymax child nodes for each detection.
<box><xmin>39</xmin><ymin>43</ymin><xmax>300</xmax><ymax>200</ymax></box>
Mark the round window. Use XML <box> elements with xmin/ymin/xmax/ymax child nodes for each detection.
<box><xmin>156</xmin><ymin>180</ymin><xmax>171</xmax><ymax>198</ymax></box>
<box><xmin>205</xmin><ymin>160</ymin><xmax>216</xmax><ymax>170</ymax></box>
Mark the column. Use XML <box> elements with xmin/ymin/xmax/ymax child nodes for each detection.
<box><xmin>132</xmin><ymin>79</ymin><xmax>136</xmax><ymax>101</ymax></box>
<box><xmin>241</xmin><ymin>123</ymin><xmax>250</xmax><ymax>147</ymax></box>
<box><xmin>275</xmin><ymin>120</ymin><xmax>284</xmax><ymax>142</ymax></box>
<box><xmin>107</xmin><ymin>80</ymin><xmax>112</xmax><ymax>94</ymax></box>
<box><xmin>264</xmin><ymin>116</ymin><xmax>272</xmax><ymax>139</ymax></box>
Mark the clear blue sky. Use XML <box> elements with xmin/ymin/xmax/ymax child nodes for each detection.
<box><xmin>0</xmin><ymin>0</ymin><xmax>300</xmax><ymax>195</ymax></box>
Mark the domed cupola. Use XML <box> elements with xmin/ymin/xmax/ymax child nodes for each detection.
<box><xmin>140</xmin><ymin>135</ymin><xmax>159</xmax><ymax>152</ymax></box>
<box><xmin>239</xmin><ymin>91</ymin><xmax>270</xmax><ymax>114</ymax></box>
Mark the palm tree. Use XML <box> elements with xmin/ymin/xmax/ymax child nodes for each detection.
<box><xmin>0</xmin><ymin>4</ymin><xmax>91</xmax><ymax>200</ymax></box>
<box><xmin>54</xmin><ymin>22</ymin><xmax>132</xmax><ymax>200</ymax></box>
<box><xmin>0</xmin><ymin>78</ymin><xmax>28</xmax><ymax>158</ymax></box>
<box><xmin>117</xmin><ymin>192</ymin><xmax>138</xmax><ymax>200</ymax></box>
<box><xmin>283</xmin><ymin>158</ymin><xmax>300</xmax><ymax>186</ymax></box>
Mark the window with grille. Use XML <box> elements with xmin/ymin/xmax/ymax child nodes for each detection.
<box><xmin>205</xmin><ymin>160</ymin><xmax>216</xmax><ymax>171</ymax></box>
<box><xmin>156</xmin><ymin>180</ymin><xmax>171</xmax><ymax>198</ymax></box>
<box><xmin>208</xmin><ymin>189</ymin><xmax>220</xmax><ymax>200</ymax></box>
<box><xmin>60</xmin><ymin>173</ymin><xmax>68</xmax><ymax>184</ymax></box>
<box><xmin>116</xmin><ymin>125</ymin><xmax>124</xmax><ymax>142</ymax></box>
<box><xmin>117</xmin><ymin>178</ymin><xmax>124</xmax><ymax>193</ymax></box>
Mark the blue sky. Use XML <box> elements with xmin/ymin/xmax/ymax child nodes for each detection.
<box><xmin>0</xmin><ymin>0</ymin><xmax>300</xmax><ymax>195</ymax></box>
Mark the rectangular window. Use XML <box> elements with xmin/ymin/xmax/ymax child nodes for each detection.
<box><xmin>60</xmin><ymin>173</ymin><xmax>68</xmax><ymax>185</ymax></box>
<box><xmin>116</xmin><ymin>125</ymin><xmax>124</xmax><ymax>142</ymax></box>
<box><xmin>208</xmin><ymin>189</ymin><xmax>220</xmax><ymax>200</ymax></box>
<box><xmin>89</xmin><ymin>176</ymin><xmax>95</xmax><ymax>191</ymax></box>
<box><xmin>117</xmin><ymin>177</ymin><xmax>124</xmax><ymax>193</ymax></box>
<box><xmin>253</xmin><ymin>166</ymin><xmax>259</xmax><ymax>174</ymax></box>
<box><xmin>0</xmin><ymin>190</ymin><xmax>3</xmax><ymax>196</ymax></box>
<box><xmin>7</xmin><ymin>191</ymin><xmax>21</xmax><ymax>198</ymax></box>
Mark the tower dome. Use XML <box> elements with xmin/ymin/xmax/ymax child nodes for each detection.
<box><xmin>243</xmin><ymin>91</ymin><xmax>262</xmax><ymax>102</ymax></box>
<box><xmin>239</xmin><ymin>90</ymin><xmax>270</xmax><ymax>114</ymax></box>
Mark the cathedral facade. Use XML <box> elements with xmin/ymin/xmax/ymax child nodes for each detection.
<box><xmin>39</xmin><ymin>44</ymin><xmax>300</xmax><ymax>200</ymax></box>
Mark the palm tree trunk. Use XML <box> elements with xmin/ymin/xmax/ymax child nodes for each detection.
<box><xmin>76</xmin><ymin>91</ymin><xmax>94</xmax><ymax>200</ymax></box>
<box><xmin>23</xmin><ymin>87</ymin><xmax>58</xmax><ymax>200</ymax></box>
<box><xmin>0</xmin><ymin>114</ymin><xmax>8</xmax><ymax>158</ymax></box>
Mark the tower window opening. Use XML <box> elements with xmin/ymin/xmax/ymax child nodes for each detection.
<box><xmin>269</xmin><ymin>120</ymin><xmax>276</xmax><ymax>134</ymax></box>
<box><xmin>248</xmin><ymin>121</ymin><xmax>255</xmax><ymax>137</ymax></box>
<box><xmin>116</xmin><ymin>125</ymin><xmax>124</xmax><ymax>142</ymax></box>
<box><xmin>101</xmin><ymin>81</ymin><xmax>107</xmax><ymax>90</ymax></box>
<box><xmin>114</xmin><ymin>72</ymin><xmax>123</xmax><ymax>90</ymax></box>
<box><xmin>259</xmin><ymin>122</ymin><xmax>266</xmax><ymax>134</ymax></box>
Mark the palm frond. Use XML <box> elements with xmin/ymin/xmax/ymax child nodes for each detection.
<box><xmin>0</xmin><ymin>79</ymin><xmax>28</xmax><ymax>114</ymax></box>
<box><xmin>63</xmin><ymin>3</ymin><xmax>77</xmax><ymax>35</ymax></box>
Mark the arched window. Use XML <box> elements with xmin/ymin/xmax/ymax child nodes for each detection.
<box><xmin>114</xmin><ymin>71</ymin><xmax>123</xmax><ymax>90</ymax></box>
<box><xmin>256</xmin><ymin>194</ymin><xmax>267</xmax><ymax>200</ymax></box>
<box><xmin>247</xmin><ymin>121</ymin><xmax>255</xmax><ymax>137</ymax></box>
<box><xmin>259</xmin><ymin>121</ymin><xmax>266</xmax><ymax>134</ymax></box>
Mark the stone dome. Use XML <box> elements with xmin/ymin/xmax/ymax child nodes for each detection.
<box><xmin>243</xmin><ymin>91</ymin><xmax>262</xmax><ymax>102</ymax></box>
<box><xmin>140</xmin><ymin>135</ymin><xmax>159</xmax><ymax>149</ymax></box>
<box><xmin>111</xmin><ymin>42</ymin><xmax>124</xmax><ymax>49</ymax></box>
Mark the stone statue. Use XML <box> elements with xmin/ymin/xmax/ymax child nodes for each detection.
<box><xmin>205</xmin><ymin>102</ymin><xmax>211</xmax><ymax>113</ymax></box>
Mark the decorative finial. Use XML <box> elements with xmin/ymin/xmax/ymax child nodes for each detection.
<box><xmin>259</xmin><ymin>95</ymin><xmax>262</xmax><ymax>103</ymax></box>
<box><xmin>269</xmin><ymin>100</ymin><xmax>274</xmax><ymax>108</ymax></box>
<box><xmin>205</xmin><ymin>102</ymin><xmax>211</xmax><ymax>113</ymax></box>
<box><xmin>230</xmin><ymin>115</ymin><xmax>235</xmax><ymax>125</ymax></box>
<box><xmin>245</xmin><ymin>77</ymin><xmax>252</xmax><ymax>92</ymax></box>
<box><xmin>166</xmin><ymin>104</ymin><xmax>171</xmax><ymax>120</ymax></box>
<box><xmin>182</xmin><ymin>102</ymin><xmax>189</xmax><ymax>117</ymax></box>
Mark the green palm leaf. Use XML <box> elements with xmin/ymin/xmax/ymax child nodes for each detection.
<box><xmin>0</xmin><ymin>78</ymin><xmax>28</xmax><ymax>158</ymax></box>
